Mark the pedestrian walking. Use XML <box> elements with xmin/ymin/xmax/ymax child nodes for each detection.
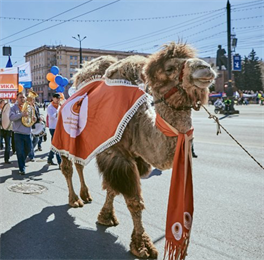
<box><xmin>47</xmin><ymin>93</ymin><xmax>61</xmax><ymax>167</ymax></box>
<box><xmin>9</xmin><ymin>92</ymin><xmax>34</xmax><ymax>175</ymax></box>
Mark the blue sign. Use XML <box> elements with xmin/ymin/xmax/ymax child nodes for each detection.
<box><xmin>233</xmin><ymin>55</ymin><xmax>241</xmax><ymax>71</ymax></box>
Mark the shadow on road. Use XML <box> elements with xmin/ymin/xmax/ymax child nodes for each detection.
<box><xmin>0</xmin><ymin>164</ymin><xmax>59</xmax><ymax>184</ymax></box>
<box><xmin>0</xmin><ymin>204</ymin><xmax>134</xmax><ymax>259</ymax></box>
<box><xmin>218</xmin><ymin>114</ymin><xmax>239</xmax><ymax>120</ymax></box>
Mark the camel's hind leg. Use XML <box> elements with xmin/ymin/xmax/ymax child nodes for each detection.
<box><xmin>124</xmin><ymin>193</ymin><xmax>158</xmax><ymax>259</ymax></box>
<box><xmin>75</xmin><ymin>162</ymin><xmax>93</xmax><ymax>203</ymax></box>
<box><xmin>97</xmin><ymin>186</ymin><xmax>119</xmax><ymax>226</ymax></box>
<box><xmin>96</xmin><ymin>150</ymin><xmax>158</xmax><ymax>259</ymax></box>
<box><xmin>61</xmin><ymin>156</ymin><xmax>83</xmax><ymax>208</ymax></box>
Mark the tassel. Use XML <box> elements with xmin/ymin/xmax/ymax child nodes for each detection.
<box><xmin>164</xmin><ymin>239</ymin><xmax>189</xmax><ymax>260</ymax></box>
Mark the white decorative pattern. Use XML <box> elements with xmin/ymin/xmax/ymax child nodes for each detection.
<box><xmin>184</xmin><ymin>212</ymin><xmax>192</xmax><ymax>230</ymax></box>
<box><xmin>171</xmin><ymin>222</ymin><xmax>183</xmax><ymax>241</ymax></box>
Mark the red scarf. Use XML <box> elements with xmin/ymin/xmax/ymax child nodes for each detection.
<box><xmin>51</xmin><ymin>101</ymin><xmax>59</xmax><ymax>110</ymax></box>
<box><xmin>18</xmin><ymin>104</ymin><xmax>23</xmax><ymax>111</ymax></box>
<box><xmin>155</xmin><ymin>113</ymin><xmax>194</xmax><ymax>260</ymax></box>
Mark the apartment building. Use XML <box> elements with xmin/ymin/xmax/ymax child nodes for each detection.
<box><xmin>25</xmin><ymin>45</ymin><xmax>148</xmax><ymax>103</ymax></box>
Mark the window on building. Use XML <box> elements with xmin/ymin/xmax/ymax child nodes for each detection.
<box><xmin>70</xmin><ymin>56</ymin><xmax>73</xmax><ymax>60</ymax></box>
<box><xmin>74</xmin><ymin>56</ymin><xmax>77</xmax><ymax>60</ymax></box>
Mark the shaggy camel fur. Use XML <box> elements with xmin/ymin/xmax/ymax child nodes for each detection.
<box><xmin>60</xmin><ymin>42</ymin><xmax>216</xmax><ymax>259</ymax></box>
<box><xmin>73</xmin><ymin>55</ymin><xmax>118</xmax><ymax>88</ymax></box>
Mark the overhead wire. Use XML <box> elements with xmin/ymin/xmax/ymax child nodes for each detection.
<box><xmin>1</xmin><ymin>0</ymin><xmax>262</xmax><ymax>59</ymax></box>
<box><xmin>0</xmin><ymin>0</ymin><xmax>93</xmax><ymax>41</ymax></box>
<box><xmin>101</xmin><ymin>4</ymin><xmax>262</xmax><ymax>51</ymax></box>
<box><xmin>0</xmin><ymin>8</ymin><xmax>225</xmax><ymax>23</ymax></box>
<box><xmin>0</xmin><ymin>0</ymin><xmax>121</xmax><ymax>46</ymax></box>
<box><xmin>130</xmin><ymin>2</ymin><xmax>263</xmax><ymax>54</ymax></box>
<box><xmin>100</xmin><ymin>10</ymin><xmax>226</xmax><ymax>49</ymax></box>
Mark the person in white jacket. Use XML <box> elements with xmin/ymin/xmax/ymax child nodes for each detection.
<box><xmin>47</xmin><ymin>93</ymin><xmax>61</xmax><ymax>167</ymax></box>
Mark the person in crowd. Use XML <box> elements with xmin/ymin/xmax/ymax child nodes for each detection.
<box><xmin>47</xmin><ymin>93</ymin><xmax>61</xmax><ymax>167</ymax></box>
<box><xmin>28</xmin><ymin>99</ymin><xmax>41</xmax><ymax>161</ymax></box>
<box><xmin>9</xmin><ymin>98</ymin><xmax>16</xmax><ymax>154</ymax></box>
<box><xmin>0</xmin><ymin>99</ymin><xmax>12</xmax><ymax>163</ymax></box>
<box><xmin>38</xmin><ymin>136</ymin><xmax>43</xmax><ymax>151</ymax></box>
<box><xmin>0</xmin><ymin>135</ymin><xmax>4</xmax><ymax>150</ymax></box>
<box><xmin>0</xmin><ymin>99</ymin><xmax>5</xmax><ymax>150</ymax></box>
<box><xmin>192</xmin><ymin>142</ymin><xmax>198</xmax><ymax>158</ymax></box>
<box><xmin>9</xmin><ymin>92</ymin><xmax>34</xmax><ymax>175</ymax></box>
<box><xmin>214</xmin><ymin>97</ymin><xmax>225</xmax><ymax>111</ymax></box>
<box><xmin>224</xmin><ymin>97</ymin><xmax>232</xmax><ymax>113</ymax></box>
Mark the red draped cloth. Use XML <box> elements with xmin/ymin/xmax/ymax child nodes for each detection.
<box><xmin>155</xmin><ymin>113</ymin><xmax>194</xmax><ymax>260</ymax></box>
<box><xmin>52</xmin><ymin>79</ymin><xmax>146</xmax><ymax>165</ymax></box>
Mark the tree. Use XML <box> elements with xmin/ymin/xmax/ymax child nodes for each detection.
<box><xmin>234</xmin><ymin>49</ymin><xmax>263</xmax><ymax>91</ymax></box>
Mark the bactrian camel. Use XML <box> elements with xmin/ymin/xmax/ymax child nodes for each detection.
<box><xmin>59</xmin><ymin>42</ymin><xmax>216</xmax><ymax>259</ymax></box>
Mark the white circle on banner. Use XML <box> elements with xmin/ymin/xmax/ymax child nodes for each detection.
<box><xmin>68</xmin><ymin>86</ymin><xmax>76</xmax><ymax>97</ymax></box>
<box><xmin>171</xmin><ymin>222</ymin><xmax>183</xmax><ymax>241</ymax></box>
<box><xmin>61</xmin><ymin>93</ymin><xmax>88</xmax><ymax>138</ymax></box>
<box><xmin>184</xmin><ymin>212</ymin><xmax>192</xmax><ymax>230</ymax></box>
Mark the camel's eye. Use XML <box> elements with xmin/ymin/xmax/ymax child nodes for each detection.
<box><xmin>165</xmin><ymin>66</ymin><xmax>174</xmax><ymax>73</ymax></box>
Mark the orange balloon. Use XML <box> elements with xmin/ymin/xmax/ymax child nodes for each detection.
<box><xmin>18</xmin><ymin>84</ymin><xmax>24</xmax><ymax>92</ymax></box>
<box><xmin>46</xmin><ymin>72</ymin><xmax>56</xmax><ymax>82</ymax></box>
<box><xmin>49</xmin><ymin>81</ymin><xmax>58</xmax><ymax>90</ymax></box>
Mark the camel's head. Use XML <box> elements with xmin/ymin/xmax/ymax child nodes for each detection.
<box><xmin>104</xmin><ymin>55</ymin><xmax>147</xmax><ymax>85</ymax></box>
<box><xmin>144</xmin><ymin>42</ymin><xmax>217</xmax><ymax>110</ymax></box>
<box><xmin>73</xmin><ymin>55</ymin><xmax>118</xmax><ymax>88</ymax></box>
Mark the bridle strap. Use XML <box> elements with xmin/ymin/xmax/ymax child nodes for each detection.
<box><xmin>152</xmin><ymin>61</ymin><xmax>186</xmax><ymax>106</ymax></box>
<box><xmin>163</xmin><ymin>87</ymin><xmax>179</xmax><ymax>100</ymax></box>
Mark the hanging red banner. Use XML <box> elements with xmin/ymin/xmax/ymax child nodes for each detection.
<box><xmin>0</xmin><ymin>67</ymin><xmax>19</xmax><ymax>99</ymax></box>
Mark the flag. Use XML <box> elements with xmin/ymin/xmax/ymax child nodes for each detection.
<box><xmin>6</xmin><ymin>56</ymin><xmax>13</xmax><ymax>68</ymax></box>
<box><xmin>19</xmin><ymin>61</ymin><xmax>32</xmax><ymax>89</ymax></box>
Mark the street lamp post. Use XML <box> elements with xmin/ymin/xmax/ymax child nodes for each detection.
<box><xmin>72</xmin><ymin>34</ymin><xmax>87</xmax><ymax>68</ymax></box>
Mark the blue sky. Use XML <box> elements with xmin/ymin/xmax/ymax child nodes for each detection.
<box><xmin>0</xmin><ymin>0</ymin><xmax>263</xmax><ymax>68</ymax></box>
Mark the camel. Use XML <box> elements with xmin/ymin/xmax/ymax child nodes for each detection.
<box><xmin>59</xmin><ymin>42</ymin><xmax>217</xmax><ymax>259</ymax></box>
<box><xmin>72</xmin><ymin>55</ymin><xmax>118</xmax><ymax>89</ymax></box>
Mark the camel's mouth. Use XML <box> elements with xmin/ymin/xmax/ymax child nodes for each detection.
<box><xmin>190</xmin><ymin>66</ymin><xmax>217</xmax><ymax>89</ymax></box>
<box><xmin>197</xmin><ymin>77</ymin><xmax>214</xmax><ymax>83</ymax></box>
<box><xmin>193</xmin><ymin>75</ymin><xmax>215</xmax><ymax>89</ymax></box>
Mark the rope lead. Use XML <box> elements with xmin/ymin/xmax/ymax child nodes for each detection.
<box><xmin>198</xmin><ymin>102</ymin><xmax>264</xmax><ymax>170</ymax></box>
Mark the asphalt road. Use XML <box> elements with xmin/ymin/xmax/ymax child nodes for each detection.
<box><xmin>0</xmin><ymin>104</ymin><xmax>263</xmax><ymax>260</ymax></box>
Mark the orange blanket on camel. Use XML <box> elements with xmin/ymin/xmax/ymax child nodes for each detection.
<box><xmin>51</xmin><ymin>79</ymin><xmax>147</xmax><ymax>165</ymax></box>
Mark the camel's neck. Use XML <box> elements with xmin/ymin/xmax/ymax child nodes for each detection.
<box><xmin>154</xmin><ymin>102</ymin><xmax>192</xmax><ymax>133</ymax></box>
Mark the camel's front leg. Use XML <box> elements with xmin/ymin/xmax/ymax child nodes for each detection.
<box><xmin>124</xmin><ymin>195</ymin><xmax>158</xmax><ymax>259</ymax></box>
<box><xmin>75</xmin><ymin>163</ymin><xmax>93</xmax><ymax>203</ymax></box>
<box><xmin>61</xmin><ymin>156</ymin><xmax>83</xmax><ymax>207</ymax></box>
<box><xmin>97</xmin><ymin>187</ymin><xmax>119</xmax><ymax>226</ymax></box>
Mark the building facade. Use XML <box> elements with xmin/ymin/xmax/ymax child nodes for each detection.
<box><xmin>25</xmin><ymin>45</ymin><xmax>148</xmax><ymax>103</ymax></box>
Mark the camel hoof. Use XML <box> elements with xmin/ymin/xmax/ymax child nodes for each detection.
<box><xmin>69</xmin><ymin>195</ymin><xmax>84</xmax><ymax>208</ymax></box>
<box><xmin>130</xmin><ymin>232</ymin><xmax>158</xmax><ymax>259</ymax></box>
<box><xmin>80</xmin><ymin>187</ymin><xmax>93</xmax><ymax>203</ymax></box>
<box><xmin>97</xmin><ymin>209</ymin><xmax>119</xmax><ymax>226</ymax></box>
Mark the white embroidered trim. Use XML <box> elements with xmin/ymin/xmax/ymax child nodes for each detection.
<box><xmin>76</xmin><ymin>76</ymin><xmax>142</xmax><ymax>91</ymax></box>
<box><xmin>105</xmin><ymin>78</ymin><xmax>133</xmax><ymax>86</ymax></box>
<box><xmin>51</xmin><ymin>93</ymin><xmax>148</xmax><ymax>166</ymax></box>
<box><xmin>76</xmin><ymin>75</ymin><xmax>103</xmax><ymax>91</ymax></box>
